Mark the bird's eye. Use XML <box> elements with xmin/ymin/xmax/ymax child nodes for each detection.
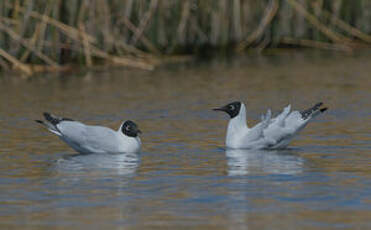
<box><xmin>126</xmin><ymin>126</ymin><xmax>130</xmax><ymax>131</ymax></box>
<box><xmin>230</xmin><ymin>105</ymin><xmax>235</xmax><ymax>110</ymax></box>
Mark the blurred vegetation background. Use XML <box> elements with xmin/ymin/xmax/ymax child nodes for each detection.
<box><xmin>0</xmin><ymin>0</ymin><xmax>370</xmax><ymax>75</ymax></box>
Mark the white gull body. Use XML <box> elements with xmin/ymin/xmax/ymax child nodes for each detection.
<box><xmin>216</xmin><ymin>102</ymin><xmax>327</xmax><ymax>149</ymax></box>
<box><xmin>36</xmin><ymin>113</ymin><xmax>141</xmax><ymax>154</ymax></box>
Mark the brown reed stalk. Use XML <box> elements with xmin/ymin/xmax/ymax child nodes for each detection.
<box><xmin>281</xmin><ymin>37</ymin><xmax>353</xmax><ymax>52</ymax></box>
<box><xmin>36</xmin><ymin>3</ymin><xmax>52</xmax><ymax>52</ymax></box>
<box><xmin>5</xmin><ymin>2</ymin><xmax>154</xmax><ymax>70</ymax></box>
<box><xmin>0</xmin><ymin>57</ymin><xmax>10</xmax><ymax>70</ymax></box>
<box><xmin>118</xmin><ymin>16</ymin><xmax>161</xmax><ymax>54</ymax></box>
<box><xmin>232</xmin><ymin>0</ymin><xmax>242</xmax><ymax>41</ymax></box>
<box><xmin>1</xmin><ymin>0</ymin><xmax>371</xmax><ymax>75</ymax></box>
<box><xmin>177</xmin><ymin>0</ymin><xmax>191</xmax><ymax>45</ymax></box>
<box><xmin>0</xmin><ymin>19</ymin><xmax>59</xmax><ymax>67</ymax></box>
<box><xmin>20</xmin><ymin>23</ymin><xmax>40</xmax><ymax>62</ymax></box>
<box><xmin>286</xmin><ymin>0</ymin><xmax>349</xmax><ymax>44</ymax></box>
<box><xmin>313</xmin><ymin>2</ymin><xmax>371</xmax><ymax>43</ymax></box>
<box><xmin>79</xmin><ymin>23</ymin><xmax>92</xmax><ymax>67</ymax></box>
<box><xmin>0</xmin><ymin>47</ymin><xmax>32</xmax><ymax>75</ymax></box>
<box><xmin>130</xmin><ymin>0</ymin><xmax>159</xmax><ymax>46</ymax></box>
<box><xmin>237</xmin><ymin>0</ymin><xmax>279</xmax><ymax>51</ymax></box>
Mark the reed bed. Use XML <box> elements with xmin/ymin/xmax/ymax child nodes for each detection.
<box><xmin>0</xmin><ymin>0</ymin><xmax>370</xmax><ymax>75</ymax></box>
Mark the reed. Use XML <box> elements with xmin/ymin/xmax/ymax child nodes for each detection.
<box><xmin>0</xmin><ymin>0</ymin><xmax>370</xmax><ymax>75</ymax></box>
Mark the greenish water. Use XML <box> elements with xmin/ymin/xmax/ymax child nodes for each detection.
<box><xmin>0</xmin><ymin>51</ymin><xmax>370</xmax><ymax>229</ymax></box>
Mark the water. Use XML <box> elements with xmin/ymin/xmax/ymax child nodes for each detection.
<box><xmin>0</xmin><ymin>51</ymin><xmax>370</xmax><ymax>229</ymax></box>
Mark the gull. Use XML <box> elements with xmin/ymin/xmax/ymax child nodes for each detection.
<box><xmin>213</xmin><ymin>101</ymin><xmax>328</xmax><ymax>149</ymax></box>
<box><xmin>36</xmin><ymin>113</ymin><xmax>141</xmax><ymax>154</ymax></box>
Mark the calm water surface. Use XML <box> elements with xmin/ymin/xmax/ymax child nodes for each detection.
<box><xmin>0</xmin><ymin>51</ymin><xmax>370</xmax><ymax>229</ymax></box>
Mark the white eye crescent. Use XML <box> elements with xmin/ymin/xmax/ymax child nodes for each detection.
<box><xmin>230</xmin><ymin>105</ymin><xmax>235</xmax><ymax>110</ymax></box>
<box><xmin>126</xmin><ymin>126</ymin><xmax>130</xmax><ymax>131</ymax></box>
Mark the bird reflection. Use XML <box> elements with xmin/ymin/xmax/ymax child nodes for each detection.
<box><xmin>226</xmin><ymin>148</ymin><xmax>304</xmax><ymax>176</ymax></box>
<box><xmin>55</xmin><ymin>152</ymin><xmax>139</xmax><ymax>176</ymax></box>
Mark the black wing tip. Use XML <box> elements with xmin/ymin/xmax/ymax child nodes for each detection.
<box><xmin>315</xmin><ymin>102</ymin><xmax>323</xmax><ymax>107</ymax></box>
<box><xmin>301</xmin><ymin>102</ymin><xmax>327</xmax><ymax>119</ymax></box>
<box><xmin>42</xmin><ymin>112</ymin><xmax>60</xmax><ymax>125</ymax></box>
<box><xmin>43</xmin><ymin>112</ymin><xmax>51</xmax><ymax>119</ymax></box>
<box><xmin>42</xmin><ymin>112</ymin><xmax>74</xmax><ymax>125</ymax></box>
<box><xmin>320</xmin><ymin>107</ymin><xmax>328</xmax><ymax>113</ymax></box>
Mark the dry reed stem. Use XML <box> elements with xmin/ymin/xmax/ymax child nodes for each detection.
<box><xmin>256</xmin><ymin>31</ymin><xmax>272</xmax><ymax>52</ymax></box>
<box><xmin>89</xmin><ymin>46</ymin><xmax>154</xmax><ymax>70</ymax></box>
<box><xmin>20</xmin><ymin>23</ymin><xmax>40</xmax><ymax>62</ymax></box>
<box><xmin>0</xmin><ymin>58</ymin><xmax>10</xmax><ymax>70</ymax></box>
<box><xmin>1</xmin><ymin>0</ymin><xmax>370</xmax><ymax>75</ymax></box>
<box><xmin>232</xmin><ymin>0</ymin><xmax>242</xmax><ymax>41</ymax></box>
<box><xmin>79</xmin><ymin>23</ymin><xmax>92</xmax><ymax>67</ymax></box>
<box><xmin>0</xmin><ymin>47</ymin><xmax>32</xmax><ymax>75</ymax></box>
<box><xmin>113</xmin><ymin>38</ymin><xmax>150</xmax><ymax>57</ymax></box>
<box><xmin>177</xmin><ymin>0</ymin><xmax>191</xmax><ymax>44</ymax></box>
<box><xmin>119</xmin><ymin>16</ymin><xmax>161</xmax><ymax>54</ymax></box>
<box><xmin>189</xmin><ymin>16</ymin><xmax>208</xmax><ymax>44</ymax></box>
<box><xmin>314</xmin><ymin>3</ymin><xmax>371</xmax><ymax>43</ymax></box>
<box><xmin>83</xmin><ymin>42</ymin><xmax>154</xmax><ymax>70</ymax></box>
<box><xmin>286</xmin><ymin>0</ymin><xmax>349</xmax><ymax>44</ymax></box>
<box><xmin>4</xmin><ymin>3</ymin><xmax>154</xmax><ymax>70</ymax></box>
<box><xmin>35</xmin><ymin>4</ymin><xmax>52</xmax><ymax>53</ymax></box>
<box><xmin>5</xmin><ymin>3</ymin><xmax>97</xmax><ymax>44</ymax></box>
<box><xmin>281</xmin><ymin>37</ymin><xmax>353</xmax><ymax>52</ymax></box>
<box><xmin>0</xmin><ymin>19</ymin><xmax>59</xmax><ymax>67</ymax></box>
<box><xmin>84</xmin><ymin>2</ymin><xmax>147</xmax><ymax>57</ymax></box>
<box><xmin>0</xmin><ymin>16</ymin><xmax>20</xmax><ymax>26</ymax></box>
<box><xmin>237</xmin><ymin>0</ymin><xmax>279</xmax><ymax>51</ymax></box>
<box><xmin>130</xmin><ymin>0</ymin><xmax>159</xmax><ymax>46</ymax></box>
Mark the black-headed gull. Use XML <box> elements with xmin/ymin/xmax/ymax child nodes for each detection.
<box><xmin>36</xmin><ymin>113</ymin><xmax>141</xmax><ymax>154</ymax></box>
<box><xmin>214</xmin><ymin>101</ymin><xmax>328</xmax><ymax>149</ymax></box>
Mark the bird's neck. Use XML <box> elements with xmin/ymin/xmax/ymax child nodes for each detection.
<box><xmin>117</xmin><ymin>131</ymin><xmax>141</xmax><ymax>152</ymax></box>
<box><xmin>226</xmin><ymin>105</ymin><xmax>248</xmax><ymax>145</ymax></box>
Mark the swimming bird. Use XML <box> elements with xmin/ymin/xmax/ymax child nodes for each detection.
<box><xmin>36</xmin><ymin>113</ymin><xmax>141</xmax><ymax>154</ymax></box>
<box><xmin>213</xmin><ymin>101</ymin><xmax>328</xmax><ymax>149</ymax></box>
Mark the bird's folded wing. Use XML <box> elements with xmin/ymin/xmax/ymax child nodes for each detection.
<box><xmin>263</xmin><ymin>105</ymin><xmax>293</xmax><ymax>140</ymax></box>
<box><xmin>284</xmin><ymin>111</ymin><xmax>306</xmax><ymax>130</ymax></box>
<box><xmin>244</xmin><ymin>109</ymin><xmax>272</xmax><ymax>141</ymax></box>
<box><xmin>57</xmin><ymin>121</ymin><xmax>88</xmax><ymax>146</ymax></box>
<box><xmin>58</xmin><ymin>122</ymin><xmax>120</xmax><ymax>152</ymax></box>
<box><xmin>82</xmin><ymin>126</ymin><xmax>119</xmax><ymax>152</ymax></box>
<box><xmin>271</xmin><ymin>104</ymin><xmax>291</xmax><ymax>127</ymax></box>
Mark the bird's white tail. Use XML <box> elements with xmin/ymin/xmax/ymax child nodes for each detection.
<box><xmin>35</xmin><ymin>112</ymin><xmax>73</xmax><ymax>136</ymax></box>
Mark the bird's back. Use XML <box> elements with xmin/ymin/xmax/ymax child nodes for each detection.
<box><xmin>58</xmin><ymin>121</ymin><xmax>120</xmax><ymax>153</ymax></box>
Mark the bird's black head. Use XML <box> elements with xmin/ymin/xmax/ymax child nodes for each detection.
<box><xmin>121</xmin><ymin>120</ymin><xmax>141</xmax><ymax>137</ymax></box>
<box><xmin>213</xmin><ymin>101</ymin><xmax>242</xmax><ymax>118</ymax></box>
